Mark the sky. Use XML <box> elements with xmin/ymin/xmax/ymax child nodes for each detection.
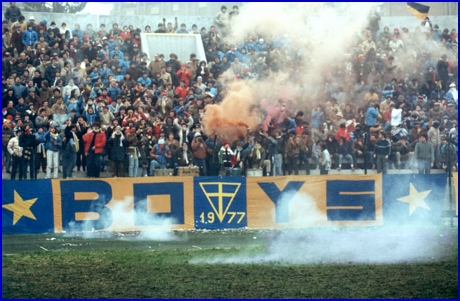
<box><xmin>77</xmin><ymin>2</ymin><xmax>114</xmax><ymax>15</ymax></box>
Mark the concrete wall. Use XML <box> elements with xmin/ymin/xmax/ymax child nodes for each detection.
<box><xmin>4</xmin><ymin>12</ymin><xmax>457</xmax><ymax>38</ymax></box>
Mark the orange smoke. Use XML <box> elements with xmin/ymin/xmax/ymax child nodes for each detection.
<box><xmin>202</xmin><ymin>81</ymin><xmax>259</xmax><ymax>143</ymax></box>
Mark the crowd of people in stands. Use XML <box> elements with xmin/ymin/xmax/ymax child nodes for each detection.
<box><xmin>2</xmin><ymin>3</ymin><xmax>458</xmax><ymax>180</ymax></box>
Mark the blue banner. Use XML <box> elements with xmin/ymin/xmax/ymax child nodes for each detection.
<box><xmin>2</xmin><ymin>179</ymin><xmax>55</xmax><ymax>234</ymax></box>
<box><xmin>382</xmin><ymin>174</ymin><xmax>447</xmax><ymax>225</ymax></box>
<box><xmin>194</xmin><ymin>177</ymin><xmax>247</xmax><ymax>229</ymax></box>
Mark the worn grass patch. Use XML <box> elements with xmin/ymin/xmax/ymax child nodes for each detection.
<box><xmin>2</xmin><ymin>242</ymin><xmax>458</xmax><ymax>299</ymax></box>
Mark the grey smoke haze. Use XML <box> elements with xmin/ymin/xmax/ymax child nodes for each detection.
<box><xmin>66</xmin><ymin>197</ymin><xmax>178</xmax><ymax>241</ymax></box>
<box><xmin>190</xmin><ymin>190</ymin><xmax>450</xmax><ymax>265</ymax></box>
<box><xmin>191</xmin><ymin>227</ymin><xmax>450</xmax><ymax>265</ymax></box>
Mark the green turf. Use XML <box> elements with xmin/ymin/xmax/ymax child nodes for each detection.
<box><xmin>2</xmin><ymin>235</ymin><xmax>458</xmax><ymax>299</ymax></box>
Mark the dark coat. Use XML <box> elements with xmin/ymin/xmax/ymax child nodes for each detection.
<box><xmin>11</xmin><ymin>30</ymin><xmax>24</xmax><ymax>53</ymax></box>
<box><xmin>109</xmin><ymin>134</ymin><xmax>127</xmax><ymax>162</ymax></box>
<box><xmin>5</xmin><ymin>5</ymin><xmax>22</xmax><ymax>22</ymax></box>
<box><xmin>174</xmin><ymin>147</ymin><xmax>193</xmax><ymax>166</ymax></box>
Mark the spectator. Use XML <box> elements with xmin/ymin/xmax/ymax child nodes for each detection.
<box><xmin>414</xmin><ymin>133</ymin><xmax>434</xmax><ymax>174</ymax></box>
<box><xmin>4</xmin><ymin>2</ymin><xmax>22</xmax><ymax>24</ymax></box>
<box><xmin>44</xmin><ymin>125</ymin><xmax>61</xmax><ymax>179</ymax></box>
<box><xmin>150</xmin><ymin>138</ymin><xmax>171</xmax><ymax>175</ymax></box>
<box><xmin>319</xmin><ymin>142</ymin><xmax>331</xmax><ymax>175</ymax></box>
<box><xmin>83</xmin><ymin>122</ymin><xmax>106</xmax><ymax>178</ymax></box>
<box><xmin>108</xmin><ymin>125</ymin><xmax>127</xmax><ymax>177</ymax></box>
<box><xmin>214</xmin><ymin>6</ymin><xmax>230</xmax><ymax>37</ymax></box>
<box><xmin>373</xmin><ymin>131</ymin><xmax>390</xmax><ymax>173</ymax></box>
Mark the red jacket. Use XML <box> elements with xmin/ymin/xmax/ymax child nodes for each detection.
<box><xmin>120</xmin><ymin>31</ymin><xmax>132</xmax><ymax>41</ymax></box>
<box><xmin>176</xmin><ymin>69</ymin><xmax>192</xmax><ymax>87</ymax></box>
<box><xmin>336</xmin><ymin>128</ymin><xmax>350</xmax><ymax>142</ymax></box>
<box><xmin>96</xmin><ymin>95</ymin><xmax>112</xmax><ymax>104</ymax></box>
<box><xmin>175</xmin><ymin>86</ymin><xmax>189</xmax><ymax>100</ymax></box>
<box><xmin>83</xmin><ymin>130</ymin><xmax>107</xmax><ymax>154</ymax></box>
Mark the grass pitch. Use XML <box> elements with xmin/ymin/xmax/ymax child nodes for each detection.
<box><xmin>2</xmin><ymin>227</ymin><xmax>458</xmax><ymax>298</ymax></box>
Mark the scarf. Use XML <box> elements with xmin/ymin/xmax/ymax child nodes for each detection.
<box><xmin>255</xmin><ymin>145</ymin><xmax>261</xmax><ymax>160</ymax></box>
<box><xmin>183</xmin><ymin>148</ymin><xmax>189</xmax><ymax>164</ymax></box>
<box><xmin>37</xmin><ymin>142</ymin><xmax>46</xmax><ymax>158</ymax></box>
<box><xmin>235</xmin><ymin>148</ymin><xmax>241</xmax><ymax>161</ymax></box>
<box><xmin>73</xmin><ymin>132</ymin><xmax>79</xmax><ymax>152</ymax></box>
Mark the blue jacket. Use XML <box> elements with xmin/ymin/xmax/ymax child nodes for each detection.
<box><xmin>12</xmin><ymin>83</ymin><xmax>27</xmax><ymax>98</ymax></box>
<box><xmin>173</xmin><ymin>104</ymin><xmax>185</xmax><ymax>118</ymax></box>
<box><xmin>119</xmin><ymin>60</ymin><xmax>130</xmax><ymax>74</ymax></box>
<box><xmin>338</xmin><ymin>141</ymin><xmax>352</xmax><ymax>156</ymax></box>
<box><xmin>44</xmin><ymin>132</ymin><xmax>62</xmax><ymax>152</ymax></box>
<box><xmin>278</xmin><ymin>118</ymin><xmax>296</xmax><ymax>133</ymax></box>
<box><xmin>366</xmin><ymin>107</ymin><xmax>379</xmax><ymax>127</ymax></box>
<box><xmin>245</xmin><ymin>41</ymin><xmax>257</xmax><ymax>52</ymax></box>
<box><xmin>137</xmin><ymin>77</ymin><xmax>152</xmax><ymax>87</ymax></box>
<box><xmin>255</xmin><ymin>43</ymin><xmax>267</xmax><ymax>53</ymax></box>
<box><xmin>224</xmin><ymin>51</ymin><xmax>236</xmax><ymax>64</ymax></box>
<box><xmin>72</xmin><ymin>29</ymin><xmax>83</xmax><ymax>40</ymax></box>
<box><xmin>152</xmin><ymin>144</ymin><xmax>170</xmax><ymax>164</ymax></box>
<box><xmin>107</xmin><ymin>41</ymin><xmax>119</xmax><ymax>52</ymax></box>
<box><xmin>90</xmin><ymin>87</ymin><xmax>102</xmax><ymax>99</ymax></box>
<box><xmin>98</xmin><ymin>68</ymin><xmax>113</xmax><ymax>85</ymax></box>
<box><xmin>107</xmin><ymin>87</ymin><xmax>121</xmax><ymax>100</ymax></box>
<box><xmin>114</xmin><ymin>73</ymin><xmax>124</xmax><ymax>82</ymax></box>
<box><xmin>310</xmin><ymin>109</ymin><xmax>324</xmax><ymax>129</ymax></box>
<box><xmin>64</xmin><ymin>95</ymin><xmax>83</xmax><ymax>116</ymax></box>
<box><xmin>22</xmin><ymin>29</ymin><xmax>38</xmax><ymax>46</ymax></box>
<box><xmin>35</xmin><ymin>132</ymin><xmax>47</xmax><ymax>143</ymax></box>
<box><xmin>109</xmin><ymin>50</ymin><xmax>124</xmax><ymax>60</ymax></box>
<box><xmin>83</xmin><ymin>110</ymin><xmax>99</xmax><ymax>126</ymax></box>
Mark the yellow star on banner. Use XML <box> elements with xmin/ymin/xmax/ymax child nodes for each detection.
<box><xmin>2</xmin><ymin>190</ymin><xmax>38</xmax><ymax>225</ymax></box>
<box><xmin>397</xmin><ymin>183</ymin><xmax>431</xmax><ymax>216</ymax></box>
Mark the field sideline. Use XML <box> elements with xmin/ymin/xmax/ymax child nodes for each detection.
<box><xmin>2</xmin><ymin>226</ymin><xmax>458</xmax><ymax>298</ymax></box>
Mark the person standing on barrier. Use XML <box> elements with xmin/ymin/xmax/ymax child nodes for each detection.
<box><xmin>319</xmin><ymin>142</ymin><xmax>331</xmax><ymax>175</ymax></box>
<box><xmin>83</xmin><ymin>122</ymin><xmax>106</xmax><ymax>178</ymax></box>
<box><xmin>126</xmin><ymin>129</ymin><xmax>139</xmax><ymax>177</ymax></box>
<box><xmin>61</xmin><ymin>124</ymin><xmax>79</xmax><ymax>179</ymax></box>
<box><xmin>4</xmin><ymin>2</ymin><xmax>22</xmax><ymax>26</ymax></box>
<box><xmin>427</xmin><ymin>120</ymin><xmax>441</xmax><ymax>168</ymax></box>
<box><xmin>219</xmin><ymin>140</ymin><xmax>234</xmax><ymax>176</ymax></box>
<box><xmin>44</xmin><ymin>125</ymin><xmax>62</xmax><ymax>179</ymax></box>
<box><xmin>298</xmin><ymin>131</ymin><xmax>311</xmax><ymax>175</ymax></box>
<box><xmin>249</xmin><ymin>139</ymin><xmax>271</xmax><ymax>176</ymax></box>
<box><xmin>7</xmin><ymin>127</ymin><xmax>23</xmax><ymax>180</ymax></box>
<box><xmin>175</xmin><ymin>142</ymin><xmax>193</xmax><ymax>175</ymax></box>
<box><xmin>260</xmin><ymin>131</ymin><xmax>281</xmax><ymax>176</ymax></box>
<box><xmin>285</xmin><ymin>131</ymin><xmax>300</xmax><ymax>175</ymax></box>
<box><xmin>206</xmin><ymin>134</ymin><xmax>222</xmax><ymax>176</ymax></box>
<box><xmin>414</xmin><ymin>133</ymin><xmax>434</xmax><ymax>174</ymax></box>
<box><xmin>108</xmin><ymin>126</ymin><xmax>127</xmax><ymax>177</ymax></box>
<box><xmin>19</xmin><ymin>124</ymin><xmax>37</xmax><ymax>179</ymax></box>
<box><xmin>192</xmin><ymin>132</ymin><xmax>208</xmax><ymax>176</ymax></box>
<box><xmin>374</xmin><ymin>131</ymin><xmax>391</xmax><ymax>173</ymax></box>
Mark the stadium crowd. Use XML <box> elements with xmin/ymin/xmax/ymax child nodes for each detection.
<box><xmin>2</xmin><ymin>3</ymin><xmax>458</xmax><ymax>180</ymax></box>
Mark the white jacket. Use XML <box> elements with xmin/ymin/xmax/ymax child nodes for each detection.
<box><xmin>321</xmin><ymin>149</ymin><xmax>331</xmax><ymax>171</ymax></box>
<box><xmin>7</xmin><ymin>136</ymin><xmax>23</xmax><ymax>157</ymax></box>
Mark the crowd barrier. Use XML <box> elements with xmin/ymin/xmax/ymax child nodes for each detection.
<box><xmin>1</xmin><ymin>174</ymin><xmax>455</xmax><ymax>234</ymax></box>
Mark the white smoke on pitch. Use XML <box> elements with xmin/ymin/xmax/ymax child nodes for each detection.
<box><xmin>190</xmin><ymin>191</ymin><xmax>446</xmax><ymax>265</ymax></box>
<box><xmin>65</xmin><ymin>196</ymin><xmax>178</xmax><ymax>241</ymax></box>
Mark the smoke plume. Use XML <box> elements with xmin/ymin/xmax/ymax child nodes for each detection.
<box><xmin>65</xmin><ymin>197</ymin><xmax>178</xmax><ymax>241</ymax></box>
<box><xmin>202</xmin><ymin>2</ymin><xmax>376</xmax><ymax>141</ymax></box>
